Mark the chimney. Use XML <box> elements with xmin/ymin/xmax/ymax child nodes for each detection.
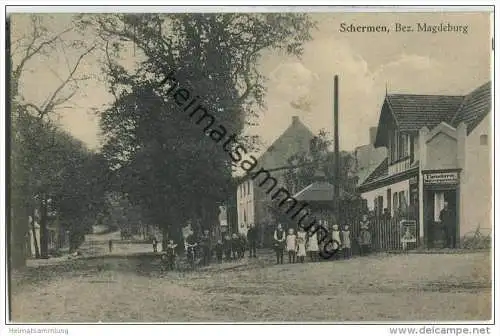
<box><xmin>292</xmin><ymin>116</ymin><xmax>299</xmax><ymax>125</ymax></box>
<box><xmin>369</xmin><ymin>127</ymin><xmax>377</xmax><ymax>145</ymax></box>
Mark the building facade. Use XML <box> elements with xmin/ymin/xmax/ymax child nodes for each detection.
<box><xmin>354</xmin><ymin>127</ymin><xmax>387</xmax><ymax>188</ymax></box>
<box><xmin>236</xmin><ymin>116</ymin><xmax>315</xmax><ymax>241</ymax></box>
<box><xmin>358</xmin><ymin>82</ymin><xmax>491</xmax><ymax>247</ymax></box>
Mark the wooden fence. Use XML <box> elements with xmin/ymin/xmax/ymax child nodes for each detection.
<box><xmin>339</xmin><ymin>202</ymin><xmax>419</xmax><ymax>253</ymax></box>
<box><xmin>258</xmin><ymin>199</ymin><xmax>420</xmax><ymax>253</ymax></box>
<box><xmin>366</xmin><ymin>207</ymin><xmax>419</xmax><ymax>253</ymax></box>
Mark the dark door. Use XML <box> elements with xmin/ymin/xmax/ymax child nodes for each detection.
<box><xmin>423</xmin><ymin>190</ymin><xmax>435</xmax><ymax>247</ymax></box>
<box><xmin>443</xmin><ymin>190</ymin><xmax>458</xmax><ymax>248</ymax></box>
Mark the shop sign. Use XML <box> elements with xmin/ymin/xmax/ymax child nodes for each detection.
<box><xmin>423</xmin><ymin>171</ymin><xmax>459</xmax><ymax>185</ymax></box>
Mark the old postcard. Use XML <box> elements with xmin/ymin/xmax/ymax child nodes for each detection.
<box><xmin>4</xmin><ymin>6</ymin><xmax>494</xmax><ymax>328</ymax></box>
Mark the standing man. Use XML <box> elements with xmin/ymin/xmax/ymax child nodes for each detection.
<box><xmin>273</xmin><ymin>224</ymin><xmax>286</xmax><ymax>264</ymax></box>
<box><xmin>358</xmin><ymin>214</ymin><xmax>372</xmax><ymax>256</ymax></box>
<box><xmin>440</xmin><ymin>201</ymin><xmax>456</xmax><ymax>248</ymax></box>
<box><xmin>247</xmin><ymin>223</ymin><xmax>258</xmax><ymax>258</ymax></box>
<box><xmin>185</xmin><ymin>229</ymin><xmax>198</xmax><ymax>264</ymax></box>
<box><xmin>152</xmin><ymin>237</ymin><xmax>158</xmax><ymax>253</ymax></box>
<box><xmin>200</xmin><ymin>229</ymin><xmax>212</xmax><ymax>266</ymax></box>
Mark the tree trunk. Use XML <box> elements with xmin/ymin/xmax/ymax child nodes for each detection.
<box><xmin>10</xmin><ymin>203</ymin><xmax>28</xmax><ymax>268</ymax></box>
<box><xmin>161</xmin><ymin>224</ymin><xmax>168</xmax><ymax>252</ymax></box>
<box><xmin>31</xmin><ymin>208</ymin><xmax>40</xmax><ymax>259</ymax></box>
<box><xmin>39</xmin><ymin>195</ymin><xmax>49</xmax><ymax>258</ymax></box>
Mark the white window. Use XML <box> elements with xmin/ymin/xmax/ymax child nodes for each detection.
<box><xmin>389</xmin><ymin>130</ymin><xmax>410</xmax><ymax>163</ymax></box>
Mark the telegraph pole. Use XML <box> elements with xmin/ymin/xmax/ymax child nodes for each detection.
<box><xmin>333</xmin><ymin>75</ymin><xmax>340</xmax><ymax>224</ymax></box>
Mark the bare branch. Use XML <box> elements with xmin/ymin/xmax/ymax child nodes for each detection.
<box><xmin>20</xmin><ymin>102</ymin><xmax>44</xmax><ymax>116</ymax></box>
<box><xmin>14</xmin><ymin>25</ymin><xmax>73</xmax><ymax>82</ymax></box>
<box><xmin>47</xmin><ymin>65</ymin><xmax>64</xmax><ymax>83</ymax></box>
<box><xmin>38</xmin><ymin>44</ymin><xmax>97</xmax><ymax>117</ymax></box>
<box><xmin>51</xmin><ymin>89</ymin><xmax>78</xmax><ymax>108</ymax></box>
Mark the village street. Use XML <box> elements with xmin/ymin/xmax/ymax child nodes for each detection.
<box><xmin>10</xmin><ymin>231</ymin><xmax>491</xmax><ymax>323</ymax></box>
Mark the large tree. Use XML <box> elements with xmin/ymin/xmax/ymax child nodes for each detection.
<box><xmin>10</xmin><ymin>14</ymin><xmax>98</xmax><ymax>262</ymax></box>
<box><xmin>83</xmin><ymin>13</ymin><xmax>316</xmax><ymax>243</ymax></box>
<box><xmin>284</xmin><ymin>130</ymin><xmax>358</xmax><ymax>196</ymax></box>
<box><xmin>15</xmin><ymin>114</ymin><xmax>109</xmax><ymax>255</ymax></box>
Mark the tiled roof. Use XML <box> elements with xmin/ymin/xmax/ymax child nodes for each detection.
<box><xmin>386</xmin><ymin>94</ymin><xmax>464</xmax><ymax>132</ymax></box>
<box><xmin>256</xmin><ymin>117</ymin><xmax>315</xmax><ymax>170</ymax></box>
<box><xmin>362</xmin><ymin>158</ymin><xmax>388</xmax><ymax>185</ymax></box>
<box><xmin>360</xmin><ymin>81</ymin><xmax>491</xmax><ymax>192</ymax></box>
<box><xmin>451</xmin><ymin>81</ymin><xmax>491</xmax><ymax>134</ymax></box>
<box><xmin>292</xmin><ymin>181</ymin><xmax>356</xmax><ymax>202</ymax></box>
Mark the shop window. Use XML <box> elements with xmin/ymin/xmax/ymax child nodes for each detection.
<box><xmin>480</xmin><ymin>134</ymin><xmax>488</xmax><ymax>146</ymax></box>
<box><xmin>434</xmin><ymin>192</ymin><xmax>445</xmax><ymax>222</ymax></box>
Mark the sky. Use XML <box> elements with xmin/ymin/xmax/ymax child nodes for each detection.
<box><xmin>11</xmin><ymin>11</ymin><xmax>492</xmax><ymax>155</ymax></box>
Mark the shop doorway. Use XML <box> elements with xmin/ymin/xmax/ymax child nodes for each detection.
<box><xmin>424</xmin><ymin>189</ymin><xmax>458</xmax><ymax>248</ymax></box>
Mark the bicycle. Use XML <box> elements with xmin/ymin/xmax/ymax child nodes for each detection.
<box><xmin>462</xmin><ymin>227</ymin><xmax>491</xmax><ymax>250</ymax></box>
<box><xmin>185</xmin><ymin>243</ymin><xmax>198</xmax><ymax>270</ymax></box>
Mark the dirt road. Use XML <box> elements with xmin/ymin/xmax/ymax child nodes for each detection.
<box><xmin>10</xmin><ymin>251</ymin><xmax>491</xmax><ymax>323</ymax></box>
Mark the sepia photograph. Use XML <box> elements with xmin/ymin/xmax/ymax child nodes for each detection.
<box><xmin>3</xmin><ymin>5</ymin><xmax>494</xmax><ymax>327</ymax></box>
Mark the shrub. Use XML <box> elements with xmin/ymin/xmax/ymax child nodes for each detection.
<box><xmin>461</xmin><ymin>226</ymin><xmax>491</xmax><ymax>250</ymax></box>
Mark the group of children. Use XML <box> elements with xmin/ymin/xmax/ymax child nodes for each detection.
<box><xmin>158</xmin><ymin>221</ymin><xmax>359</xmax><ymax>270</ymax></box>
<box><xmin>214</xmin><ymin>233</ymin><xmax>248</xmax><ymax>262</ymax></box>
<box><xmin>275</xmin><ymin>223</ymin><xmax>352</xmax><ymax>264</ymax></box>
<box><xmin>159</xmin><ymin>232</ymin><xmax>249</xmax><ymax>270</ymax></box>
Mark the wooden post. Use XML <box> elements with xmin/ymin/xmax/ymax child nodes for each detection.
<box><xmin>333</xmin><ymin>75</ymin><xmax>340</xmax><ymax>224</ymax></box>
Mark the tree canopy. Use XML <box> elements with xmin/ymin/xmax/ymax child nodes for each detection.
<box><xmin>284</xmin><ymin>130</ymin><xmax>358</xmax><ymax>196</ymax></box>
<box><xmin>83</xmin><ymin>13</ymin><xmax>317</xmax><ymax>238</ymax></box>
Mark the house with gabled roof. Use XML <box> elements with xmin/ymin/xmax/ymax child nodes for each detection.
<box><xmin>236</xmin><ymin>116</ymin><xmax>315</xmax><ymax>241</ymax></box>
<box><xmin>358</xmin><ymin>81</ymin><xmax>491</xmax><ymax>248</ymax></box>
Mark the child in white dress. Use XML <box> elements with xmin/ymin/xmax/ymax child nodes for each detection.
<box><xmin>341</xmin><ymin>224</ymin><xmax>351</xmax><ymax>259</ymax></box>
<box><xmin>286</xmin><ymin>228</ymin><xmax>297</xmax><ymax>264</ymax></box>
<box><xmin>296</xmin><ymin>227</ymin><xmax>307</xmax><ymax>263</ymax></box>
<box><xmin>331</xmin><ymin>224</ymin><xmax>342</xmax><ymax>260</ymax></box>
<box><xmin>307</xmin><ymin>231</ymin><xmax>319</xmax><ymax>262</ymax></box>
